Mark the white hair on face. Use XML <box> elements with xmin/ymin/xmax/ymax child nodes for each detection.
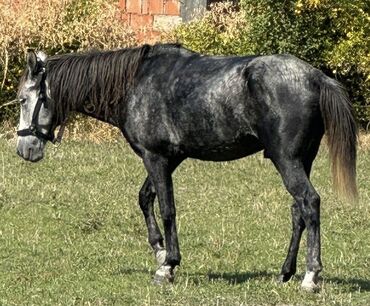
<box><xmin>36</xmin><ymin>51</ymin><xmax>47</xmax><ymax>62</ymax></box>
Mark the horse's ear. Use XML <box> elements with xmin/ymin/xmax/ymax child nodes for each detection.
<box><xmin>26</xmin><ymin>49</ymin><xmax>38</xmax><ymax>75</ymax></box>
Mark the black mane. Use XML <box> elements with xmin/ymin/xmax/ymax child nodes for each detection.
<box><xmin>46</xmin><ymin>44</ymin><xmax>157</xmax><ymax>123</ymax></box>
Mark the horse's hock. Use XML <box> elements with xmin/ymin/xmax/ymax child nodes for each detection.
<box><xmin>119</xmin><ymin>0</ymin><xmax>229</xmax><ymax>42</ymax></box>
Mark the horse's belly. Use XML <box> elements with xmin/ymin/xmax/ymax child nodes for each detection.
<box><xmin>186</xmin><ymin>134</ymin><xmax>263</xmax><ymax>161</ymax></box>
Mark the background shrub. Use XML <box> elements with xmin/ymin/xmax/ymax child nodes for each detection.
<box><xmin>167</xmin><ymin>3</ymin><xmax>250</xmax><ymax>55</ymax></box>
<box><xmin>170</xmin><ymin>0</ymin><xmax>369</xmax><ymax>126</ymax></box>
<box><xmin>0</xmin><ymin>0</ymin><xmax>136</xmax><ymax>124</ymax></box>
<box><xmin>1</xmin><ymin>0</ymin><xmax>368</xmax><ymax>126</ymax></box>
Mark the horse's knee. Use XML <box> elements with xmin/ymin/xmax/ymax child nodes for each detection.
<box><xmin>291</xmin><ymin>202</ymin><xmax>305</xmax><ymax>227</ymax></box>
<box><xmin>300</xmin><ymin>191</ymin><xmax>320</xmax><ymax>225</ymax></box>
<box><xmin>158</xmin><ymin>201</ymin><xmax>176</xmax><ymax>222</ymax></box>
<box><xmin>139</xmin><ymin>181</ymin><xmax>155</xmax><ymax>211</ymax></box>
<box><xmin>304</xmin><ymin>191</ymin><xmax>320</xmax><ymax>208</ymax></box>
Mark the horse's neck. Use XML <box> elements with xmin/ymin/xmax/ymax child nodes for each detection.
<box><xmin>75</xmin><ymin>102</ymin><xmax>120</xmax><ymax>127</ymax></box>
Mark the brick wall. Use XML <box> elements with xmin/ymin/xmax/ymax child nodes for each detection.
<box><xmin>120</xmin><ymin>0</ymin><xmax>183</xmax><ymax>43</ymax></box>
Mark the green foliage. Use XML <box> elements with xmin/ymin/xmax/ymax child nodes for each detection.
<box><xmin>167</xmin><ymin>2</ymin><xmax>251</xmax><ymax>55</ymax></box>
<box><xmin>241</xmin><ymin>0</ymin><xmax>333</xmax><ymax>66</ymax></box>
<box><xmin>0</xmin><ymin>138</ymin><xmax>370</xmax><ymax>304</ymax></box>
<box><xmin>0</xmin><ymin>0</ymin><xmax>136</xmax><ymax>124</ymax></box>
<box><xmin>170</xmin><ymin>1</ymin><xmax>370</xmax><ymax>125</ymax></box>
<box><xmin>324</xmin><ymin>0</ymin><xmax>370</xmax><ymax>125</ymax></box>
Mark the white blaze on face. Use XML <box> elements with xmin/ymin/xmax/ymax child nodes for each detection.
<box><xmin>16</xmin><ymin>76</ymin><xmax>46</xmax><ymax>162</ymax></box>
<box><xmin>17</xmin><ymin>78</ymin><xmax>39</xmax><ymax>132</ymax></box>
<box><xmin>16</xmin><ymin>50</ymin><xmax>52</xmax><ymax>162</ymax></box>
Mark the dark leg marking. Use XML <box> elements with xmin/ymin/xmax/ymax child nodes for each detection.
<box><xmin>278</xmin><ymin>202</ymin><xmax>306</xmax><ymax>282</ymax></box>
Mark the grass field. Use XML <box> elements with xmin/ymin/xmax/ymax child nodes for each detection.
<box><xmin>0</xmin><ymin>136</ymin><xmax>369</xmax><ymax>305</ymax></box>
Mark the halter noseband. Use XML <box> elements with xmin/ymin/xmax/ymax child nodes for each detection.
<box><xmin>17</xmin><ymin>62</ymin><xmax>66</xmax><ymax>144</ymax></box>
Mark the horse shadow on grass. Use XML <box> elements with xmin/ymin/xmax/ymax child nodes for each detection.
<box><xmin>115</xmin><ymin>267</ymin><xmax>370</xmax><ymax>292</ymax></box>
<box><xmin>115</xmin><ymin>267</ymin><xmax>275</xmax><ymax>284</ymax></box>
<box><xmin>206</xmin><ymin>270</ymin><xmax>274</xmax><ymax>285</ymax></box>
<box><xmin>325</xmin><ymin>276</ymin><xmax>370</xmax><ymax>292</ymax></box>
<box><xmin>207</xmin><ymin>271</ymin><xmax>370</xmax><ymax>292</ymax></box>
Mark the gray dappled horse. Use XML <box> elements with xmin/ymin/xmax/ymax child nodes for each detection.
<box><xmin>16</xmin><ymin>45</ymin><xmax>358</xmax><ymax>291</ymax></box>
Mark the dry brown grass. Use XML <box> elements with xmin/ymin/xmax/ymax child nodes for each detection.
<box><xmin>60</xmin><ymin>116</ymin><xmax>121</xmax><ymax>144</ymax></box>
<box><xmin>2</xmin><ymin>118</ymin><xmax>370</xmax><ymax>150</ymax></box>
<box><xmin>359</xmin><ymin>131</ymin><xmax>370</xmax><ymax>150</ymax></box>
<box><xmin>0</xmin><ymin>0</ymin><xmax>135</xmax><ymax>57</ymax></box>
<box><xmin>0</xmin><ymin>117</ymin><xmax>121</xmax><ymax>144</ymax></box>
<box><xmin>0</xmin><ymin>0</ymin><xmax>136</xmax><ymax>119</ymax></box>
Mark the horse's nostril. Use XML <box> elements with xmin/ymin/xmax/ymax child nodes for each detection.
<box><xmin>16</xmin><ymin>148</ymin><xmax>22</xmax><ymax>157</ymax></box>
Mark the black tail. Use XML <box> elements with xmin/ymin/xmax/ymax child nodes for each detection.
<box><xmin>319</xmin><ymin>74</ymin><xmax>358</xmax><ymax>202</ymax></box>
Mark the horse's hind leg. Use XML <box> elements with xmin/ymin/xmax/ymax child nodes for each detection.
<box><xmin>278</xmin><ymin>156</ymin><xmax>315</xmax><ymax>283</ymax></box>
<box><xmin>272</xmin><ymin>157</ymin><xmax>322</xmax><ymax>291</ymax></box>
<box><xmin>278</xmin><ymin>202</ymin><xmax>305</xmax><ymax>283</ymax></box>
<box><xmin>139</xmin><ymin>177</ymin><xmax>166</xmax><ymax>266</ymax></box>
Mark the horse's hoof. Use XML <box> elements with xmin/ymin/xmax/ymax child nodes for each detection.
<box><xmin>277</xmin><ymin>273</ymin><xmax>293</xmax><ymax>283</ymax></box>
<box><xmin>301</xmin><ymin>271</ymin><xmax>320</xmax><ymax>292</ymax></box>
<box><xmin>155</xmin><ymin>249</ymin><xmax>167</xmax><ymax>266</ymax></box>
<box><xmin>153</xmin><ymin>265</ymin><xmax>174</xmax><ymax>285</ymax></box>
<box><xmin>301</xmin><ymin>281</ymin><xmax>320</xmax><ymax>292</ymax></box>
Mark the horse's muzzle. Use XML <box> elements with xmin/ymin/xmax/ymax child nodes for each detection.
<box><xmin>16</xmin><ymin>136</ymin><xmax>45</xmax><ymax>162</ymax></box>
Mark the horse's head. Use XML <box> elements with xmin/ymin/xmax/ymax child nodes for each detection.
<box><xmin>16</xmin><ymin>50</ymin><xmax>55</xmax><ymax>162</ymax></box>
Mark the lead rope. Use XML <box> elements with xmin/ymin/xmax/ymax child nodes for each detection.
<box><xmin>53</xmin><ymin>119</ymin><xmax>68</xmax><ymax>144</ymax></box>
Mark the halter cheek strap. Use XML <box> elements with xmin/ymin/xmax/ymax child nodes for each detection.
<box><xmin>17</xmin><ymin>66</ymin><xmax>66</xmax><ymax>144</ymax></box>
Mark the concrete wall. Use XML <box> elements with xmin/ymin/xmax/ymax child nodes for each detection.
<box><xmin>180</xmin><ymin>0</ymin><xmax>207</xmax><ymax>22</ymax></box>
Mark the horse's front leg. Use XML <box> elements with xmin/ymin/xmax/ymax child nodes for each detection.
<box><xmin>138</xmin><ymin>176</ymin><xmax>166</xmax><ymax>266</ymax></box>
<box><xmin>143</xmin><ymin>153</ymin><xmax>182</xmax><ymax>284</ymax></box>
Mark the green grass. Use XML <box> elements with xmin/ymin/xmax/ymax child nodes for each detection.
<box><xmin>0</xmin><ymin>138</ymin><xmax>369</xmax><ymax>305</ymax></box>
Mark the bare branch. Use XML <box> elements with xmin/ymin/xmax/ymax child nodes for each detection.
<box><xmin>0</xmin><ymin>99</ymin><xmax>18</xmax><ymax>110</ymax></box>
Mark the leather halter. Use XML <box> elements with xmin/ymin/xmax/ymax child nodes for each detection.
<box><xmin>17</xmin><ymin>64</ymin><xmax>66</xmax><ymax>144</ymax></box>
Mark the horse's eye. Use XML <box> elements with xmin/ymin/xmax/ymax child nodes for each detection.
<box><xmin>19</xmin><ymin>98</ymin><xmax>26</xmax><ymax>104</ymax></box>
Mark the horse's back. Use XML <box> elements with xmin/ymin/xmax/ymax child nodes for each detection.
<box><xmin>124</xmin><ymin>49</ymin><xmax>324</xmax><ymax>161</ymax></box>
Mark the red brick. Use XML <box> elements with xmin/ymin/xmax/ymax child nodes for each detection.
<box><xmin>130</xmin><ymin>13</ymin><xmax>154</xmax><ymax>29</ymax></box>
<box><xmin>136</xmin><ymin>30</ymin><xmax>162</xmax><ymax>44</ymax></box>
<box><xmin>149</xmin><ymin>0</ymin><xmax>164</xmax><ymax>14</ymax></box>
<box><xmin>164</xmin><ymin>0</ymin><xmax>179</xmax><ymax>16</ymax></box>
<box><xmin>119</xmin><ymin>0</ymin><xmax>126</xmax><ymax>10</ymax></box>
<box><xmin>142</xmin><ymin>0</ymin><xmax>149</xmax><ymax>14</ymax></box>
<box><xmin>127</xmin><ymin>0</ymin><xmax>141</xmax><ymax>14</ymax></box>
